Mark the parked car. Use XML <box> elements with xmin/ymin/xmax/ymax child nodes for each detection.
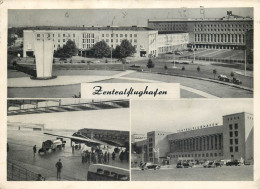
<box><xmin>176</xmin><ymin>163</ymin><xmax>183</xmax><ymax>168</ymax></box>
<box><xmin>166</xmin><ymin>52</ymin><xmax>174</xmax><ymax>54</ymax></box>
<box><xmin>206</xmin><ymin>161</ymin><xmax>216</xmax><ymax>168</ymax></box>
<box><xmin>183</xmin><ymin>163</ymin><xmax>192</xmax><ymax>168</ymax></box>
<box><xmin>226</xmin><ymin>160</ymin><xmax>241</xmax><ymax>166</ymax></box>
<box><xmin>172</xmin><ymin>61</ymin><xmax>180</xmax><ymax>64</ymax></box>
<box><xmin>218</xmin><ymin>75</ymin><xmax>230</xmax><ymax>82</ymax></box>
<box><xmin>232</xmin><ymin>78</ymin><xmax>242</xmax><ymax>85</ymax></box>
<box><xmin>141</xmin><ymin>162</ymin><xmax>160</xmax><ymax>170</ymax></box>
<box><xmin>188</xmin><ymin>49</ymin><xmax>194</xmax><ymax>52</ymax></box>
<box><xmin>214</xmin><ymin>161</ymin><xmax>224</xmax><ymax>167</ymax></box>
<box><xmin>182</xmin><ymin>61</ymin><xmax>190</xmax><ymax>64</ymax></box>
<box><xmin>175</xmin><ymin>51</ymin><xmax>183</xmax><ymax>55</ymax></box>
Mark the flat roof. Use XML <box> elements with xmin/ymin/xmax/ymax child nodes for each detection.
<box><xmin>23</xmin><ymin>26</ymin><xmax>156</xmax><ymax>31</ymax></box>
<box><xmin>148</xmin><ymin>16</ymin><xmax>253</xmax><ymax>23</ymax></box>
<box><xmin>158</xmin><ymin>31</ymin><xmax>188</xmax><ymax>34</ymax></box>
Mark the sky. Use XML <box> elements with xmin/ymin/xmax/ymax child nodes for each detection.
<box><xmin>8</xmin><ymin>108</ymin><xmax>130</xmax><ymax>131</ymax></box>
<box><xmin>131</xmin><ymin>99</ymin><xmax>253</xmax><ymax>134</ymax></box>
<box><xmin>8</xmin><ymin>8</ymin><xmax>253</xmax><ymax>27</ymax></box>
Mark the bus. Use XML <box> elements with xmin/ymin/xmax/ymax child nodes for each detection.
<box><xmin>87</xmin><ymin>164</ymin><xmax>129</xmax><ymax>181</ymax></box>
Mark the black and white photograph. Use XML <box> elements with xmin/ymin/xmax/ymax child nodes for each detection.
<box><xmin>7</xmin><ymin>99</ymin><xmax>130</xmax><ymax>181</ymax></box>
<box><xmin>131</xmin><ymin>99</ymin><xmax>253</xmax><ymax>181</ymax></box>
<box><xmin>7</xmin><ymin>7</ymin><xmax>253</xmax><ymax>98</ymax></box>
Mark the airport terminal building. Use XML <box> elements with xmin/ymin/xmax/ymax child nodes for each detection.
<box><xmin>148</xmin><ymin>12</ymin><xmax>253</xmax><ymax>50</ymax></box>
<box><xmin>23</xmin><ymin>26</ymin><xmax>188</xmax><ymax>58</ymax></box>
<box><xmin>132</xmin><ymin>112</ymin><xmax>253</xmax><ymax>165</ymax></box>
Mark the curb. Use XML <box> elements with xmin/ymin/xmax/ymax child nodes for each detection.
<box><xmin>149</xmin><ymin>71</ymin><xmax>253</xmax><ymax>92</ymax></box>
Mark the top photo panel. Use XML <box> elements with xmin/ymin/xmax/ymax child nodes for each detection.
<box><xmin>7</xmin><ymin>8</ymin><xmax>253</xmax><ymax>98</ymax></box>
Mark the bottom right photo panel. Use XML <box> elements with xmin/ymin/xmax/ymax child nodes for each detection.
<box><xmin>131</xmin><ymin>99</ymin><xmax>253</xmax><ymax>181</ymax></box>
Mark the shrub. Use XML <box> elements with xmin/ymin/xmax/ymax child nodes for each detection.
<box><xmin>182</xmin><ymin>66</ymin><xmax>185</xmax><ymax>71</ymax></box>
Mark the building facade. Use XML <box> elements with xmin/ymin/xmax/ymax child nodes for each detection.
<box><xmin>23</xmin><ymin>26</ymin><xmax>190</xmax><ymax>58</ymax></box>
<box><xmin>148</xmin><ymin>12</ymin><xmax>253</xmax><ymax>50</ymax></box>
<box><xmin>23</xmin><ymin>26</ymin><xmax>158</xmax><ymax>58</ymax></box>
<box><xmin>132</xmin><ymin>112</ymin><xmax>253</xmax><ymax>165</ymax></box>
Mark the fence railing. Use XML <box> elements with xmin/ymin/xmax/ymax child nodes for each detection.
<box><xmin>7</xmin><ymin>161</ymin><xmax>39</xmax><ymax>181</ymax></box>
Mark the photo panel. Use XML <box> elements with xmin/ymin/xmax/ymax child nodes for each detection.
<box><xmin>131</xmin><ymin>99</ymin><xmax>253</xmax><ymax>181</ymax></box>
<box><xmin>7</xmin><ymin>99</ymin><xmax>130</xmax><ymax>181</ymax></box>
<box><xmin>7</xmin><ymin>8</ymin><xmax>253</xmax><ymax>99</ymax></box>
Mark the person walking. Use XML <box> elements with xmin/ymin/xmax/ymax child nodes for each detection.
<box><xmin>55</xmin><ymin>159</ymin><xmax>63</xmax><ymax>180</ymax></box>
<box><xmin>33</xmin><ymin>145</ymin><xmax>37</xmax><ymax>157</ymax></box>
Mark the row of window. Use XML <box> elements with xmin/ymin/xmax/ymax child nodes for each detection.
<box><xmin>195</xmin><ymin>24</ymin><xmax>252</xmax><ymax>28</ymax></box>
<box><xmin>104</xmin><ymin>39</ymin><xmax>137</xmax><ymax>43</ymax></box>
<box><xmin>102</xmin><ymin>33</ymin><xmax>137</xmax><ymax>38</ymax></box>
<box><xmin>227</xmin><ymin>116</ymin><xmax>240</xmax><ymax>121</ymax></box>
<box><xmin>171</xmin><ymin>152</ymin><xmax>222</xmax><ymax>158</ymax></box>
<box><xmin>230</xmin><ymin>146</ymin><xmax>239</xmax><ymax>152</ymax></box>
<box><xmin>229</xmin><ymin>123</ymin><xmax>238</xmax><ymax>130</ymax></box>
<box><xmin>229</xmin><ymin>131</ymin><xmax>239</xmax><ymax>137</ymax></box>
<box><xmin>230</xmin><ymin>138</ymin><xmax>239</xmax><ymax>145</ymax></box>
<box><xmin>82</xmin><ymin>39</ymin><xmax>95</xmax><ymax>43</ymax></box>
<box><xmin>195</xmin><ymin>28</ymin><xmax>249</xmax><ymax>32</ymax></box>
<box><xmin>83</xmin><ymin>33</ymin><xmax>94</xmax><ymax>38</ymax></box>
<box><xmin>194</xmin><ymin>34</ymin><xmax>245</xmax><ymax>43</ymax></box>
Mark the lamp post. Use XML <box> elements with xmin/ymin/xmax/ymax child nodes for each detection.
<box><xmin>111</xmin><ymin>16</ymin><xmax>116</xmax><ymax>65</ymax></box>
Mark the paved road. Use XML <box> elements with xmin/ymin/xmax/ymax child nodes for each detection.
<box><xmin>8</xmin><ymin>70</ymin><xmax>253</xmax><ymax>98</ymax></box>
<box><xmin>131</xmin><ymin>165</ymin><xmax>253</xmax><ymax>181</ymax></box>
<box><xmin>7</xmin><ymin>130</ymin><xmax>129</xmax><ymax>181</ymax></box>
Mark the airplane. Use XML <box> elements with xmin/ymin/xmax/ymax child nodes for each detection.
<box><xmin>44</xmin><ymin>129</ymin><xmax>129</xmax><ymax>149</ymax></box>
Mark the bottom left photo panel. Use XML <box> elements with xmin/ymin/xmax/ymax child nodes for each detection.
<box><xmin>7</xmin><ymin>99</ymin><xmax>130</xmax><ymax>181</ymax></box>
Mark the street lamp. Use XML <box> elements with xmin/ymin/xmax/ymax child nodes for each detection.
<box><xmin>111</xmin><ymin>16</ymin><xmax>116</xmax><ymax>65</ymax></box>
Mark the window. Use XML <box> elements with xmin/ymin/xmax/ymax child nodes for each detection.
<box><xmin>235</xmin><ymin>139</ymin><xmax>238</xmax><ymax>145</ymax></box>
<box><xmin>230</xmin><ymin>139</ymin><xmax>233</xmax><ymax>145</ymax></box>
<box><xmin>229</xmin><ymin>124</ymin><xmax>233</xmax><ymax>130</ymax></box>
<box><xmin>235</xmin><ymin>146</ymin><xmax>238</xmax><ymax>152</ymax></box>
<box><xmin>58</xmin><ymin>34</ymin><xmax>60</xmax><ymax>37</ymax></box>
<box><xmin>134</xmin><ymin>34</ymin><xmax>137</xmax><ymax>37</ymax></box>
<box><xmin>130</xmin><ymin>34</ymin><xmax>132</xmax><ymax>37</ymax></box>
<box><xmin>106</xmin><ymin>39</ymin><xmax>109</xmax><ymax>42</ymax></box>
<box><xmin>235</xmin><ymin>123</ymin><xmax>238</xmax><ymax>129</ymax></box>
<box><xmin>37</xmin><ymin>34</ymin><xmax>40</xmax><ymax>38</ymax></box>
<box><xmin>134</xmin><ymin>39</ymin><xmax>137</xmax><ymax>43</ymax></box>
<box><xmin>230</xmin><ymin>147</ymin><xmax>233</xmax><ymax>152</ymax></box>
<box><xmin>63</xmin><ymin>34</ymin><xmax>65</xmax><ymax>37</ymax></box>
<box><xmin>235</xmin><ymin>131</ymin><xmax>238</xmax><ymax>137</ymax></box>
<box><xmin>111</xmin><ymin>39</ymin><xmax>113</xmax><ymax>42</ymax></box>
<box><xmin>206</xmin><ymin>153</ymin><xmax>208</xmax><ymax>157</ymax></box>
<box><xmin>63</xmin><ymin>39</ymin><xmax>65</xmax><ymax>42</ymax></box>
<box><xmin>116</xmin><ymin>34</ymin><xmax>118</xmax><ymax>37</ymax></box>
<box><xmin>120</xmin><ymin>34</ymin><xmax>123</xmax><ymax>37</ymax></box>
<box><xmin>215</xmin><ymin>153</ymin><xmax>217</xmax><ymax>157</ymax></box>
<box><xmin>229</xmin><ymin>132</ymin><xmax>233</xmax><ymax>137</ymax></box>
<box><xmin>58</xmin><ymin>39</ymin><xmax>60</xmax><ymax>42</ymax></box>
<box><xmin>111</xmin><ymin>34</ymin><xmax>113</xmax><ymax>37</ymax></box>
<box><xmin>73</xmin><ymin>34</ymin><xmax>75</xmax><ymax>37</ymax></box>
<box><xmin>125</xmin><ymin>34</ymin><xmax>127</xmax><ymax>37</ymax></box>
<box><xmin>102</xmin><ymin>34</ymin><xmax>104</xmax><ymax>37</ymax></box>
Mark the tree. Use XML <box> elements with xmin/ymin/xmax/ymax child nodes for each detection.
<box><xmin>197</xmin><ymin>66</ymin><xmax>200</xmax><ymax>72</ymax></box>
<box><xmin>113</xmin><ymin>40</ymin><xmax>136</xmax><ymax>59</ymax></box>
<box><xmin>8</xmin><ymin>35</ymin><xmax>17</xmax><ymax>46</ymax></box>
<box><xmin>54</xmin><ymin>40</ymin><xmax>78</xmax><ymax>58</ymax></box>
<box><xmin>147</xmin><ymin>58</ymin><xmax>154</xmax><ymax>72</ymax></box>
<box><xmin>213</xmin><ymin>69</ymin><xmax>217</xmax><ymax>79</ymax></box>
<box><xmin>91</xmin><ymin>41</ymin><xmax>111</xmax><ymax>58</ymax></box>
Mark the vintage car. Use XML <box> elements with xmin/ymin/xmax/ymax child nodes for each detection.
<box><xmin>218</xmin><ymin>74</ymin><xmax>230</xmax><ymax>82</ymax></box>
<box><xmin>140</xmin><ymin>162</ymin><xmax>161</xmax><ymax>170</ymax></box>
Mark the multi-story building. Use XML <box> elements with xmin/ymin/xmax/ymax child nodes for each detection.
<box><xmin>23</xmin><ymin>26</ymin><xmax>189</xmax><ymax>58</ymax></box>
<box><xmin>148</xmin><ymin>12</ymin><xmax>253</xmax><ymax>50</ymax></box>
<box><xmin>132</xmin><ymin>112</ymin><xmax>253</xmax><ymax>165</ymax></box>
<box><xmin>23</xmin><ymin>26</ymin><xmax>158</xmax><ymax>58</ymax></box>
